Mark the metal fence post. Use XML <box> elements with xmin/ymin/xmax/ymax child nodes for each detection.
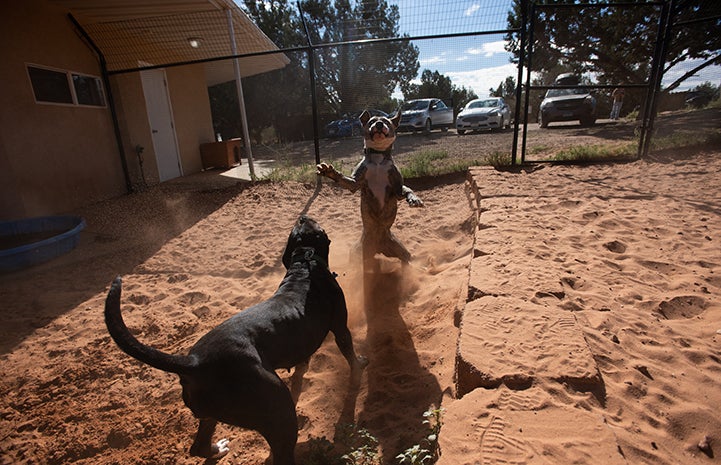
<box><xmin>512</xmin><ymin>0</ymin><xmax>529</xmax><ymax>166</ymax></box>
<box><xmin>227</xmin><ymin>8</ymin><xmax>256</xmax><ymax>179</ymax></box>
<box><xmin>520</xmin><ymin>1</ymin><xmax>538</xmax><ymax>165</ymax></box>
<box><xmin>640</xmin><ymin>0</ymin><xmax>674</xmax><ymax>159</ymax></box>
<box><xmin>647</xmin><ymin>0</ymin><xmax>679</xmax><ymax>158</ymax></box>
<box><xmin>297</xmin><ymin>2</ymin><xmax>321</xmax><ymax>166</ymax></box>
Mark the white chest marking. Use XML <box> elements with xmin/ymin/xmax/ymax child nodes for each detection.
<box><xmin>365</xmin><ymin>153</ymin><xmax>393</xmax><ymax>209</ymax></box>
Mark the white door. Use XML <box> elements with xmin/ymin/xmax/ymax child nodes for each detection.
<box><xmin>141</xmin><ymin>69</ymin><xmax>182</xmax><ymax>181</ymax></box>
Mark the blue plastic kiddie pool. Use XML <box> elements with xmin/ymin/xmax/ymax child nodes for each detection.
<box><xmin>0</xmin><ymin>216</ymin><xmax>86</xmax><ymax>272</ymax></box>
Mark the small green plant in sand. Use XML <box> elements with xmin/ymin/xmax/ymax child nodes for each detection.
<box><xmin>302</xmin><ymin>408</ymin><xmax>444</xmax><ymax>465</ymax></box>
<box><xmin>528</xmin><ymin>144</ymin><xmax>552</xmax><ymax>154</ymax></box>
<box><xmin>396</xmin><ymin>407</ymin><xmax>444</xmax><ymax>465</ymax></box>
<box><xmin>338</xmin><ymin>424</ymin><xmax>381</xmax><ymax>465</ymax></box>
<box><xmin>262</xmin><ymin>163</ymin><xmax>317</xmax><ymax>182</ymax></box>
<box><xmin>400</xmin><ymin>149</ymin><xmax>504</xmax><ymax>177</ymax></box>
<box><xmin>548</xmin><ymin>124</ymin><xmax>721</xmax><ymax>162</ymax></box>
<box><xmin>305</xmin><ymin>436</ymin><xmax>343</xmax><ymax>465</ymax></box>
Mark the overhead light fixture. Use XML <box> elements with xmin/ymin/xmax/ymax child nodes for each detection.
<box><xmin>188</xmin><ymin>37</ymin><xmax>202</xmax><ymax>48</ymax></box>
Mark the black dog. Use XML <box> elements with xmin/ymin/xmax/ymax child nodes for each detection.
<box><xmin>317</xmin><ymin>110</ymin><xmax>423</xmax><ymax>266</ymax></box>
<box><xmin>104</xmin><ymin>216</ymin><xmax>367</xmax><ymax>464</ymax></box>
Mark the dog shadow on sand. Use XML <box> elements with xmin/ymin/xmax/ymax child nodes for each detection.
<box><xmin>293</xmin><ymin>252</ymin><xmax>443</xmax><ymax>463</ymax></box>
<box><xmin>343</xmin><ymin>255</ymin><xmax>443</xmax><ymax>461</ymax></box>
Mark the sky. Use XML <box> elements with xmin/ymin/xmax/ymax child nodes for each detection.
<box><xmin>393</xmin><ymin>0</ymin><xmax>517</xmax><ymax>98</ymax></box>
<box><xmin>390</xmin><ymin>0</ymin><xmax>720</xmax><ymax>99</ymax></box>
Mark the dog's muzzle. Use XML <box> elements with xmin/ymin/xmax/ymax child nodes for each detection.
<box><xmin>369</xmin><ymin>121</ymin><xmax>390</xmax><ymax>139</ymax></box>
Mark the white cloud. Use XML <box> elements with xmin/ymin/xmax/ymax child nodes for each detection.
<box><xmin>420</xmin><ymin>54</ymin><xmax>447</xmax><ymax>66</ymax></box>
<box><xmin>484</xmin><ymin>40</ymin><xmax>508</xmax><ymax>55</ymax></box>
<box><xmin>465</xmin><ymin>40</ymin><xmax>507</xmax><ymax>58</ymax></box>
<box><xmin>391</xmin><ymin>63</ymin><xmax>527</xmax><ymax>101</ymax></box>
<box><xmin>464</xmin><ymin>4</ymin><xmax>481</xmax><ymax>16</ymax></box>
<box><xmin>447</xmin><ymin>63</ymin><xmax>519</xmax><ymax>97</ymax></box>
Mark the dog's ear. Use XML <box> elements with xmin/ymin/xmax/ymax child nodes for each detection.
<box><xmin>389</xmin><ymin>111</ymin><xmax>401</xmax><ymax>128</ymax></box>
<box><xmin>281</xmin><ymin>234</ymin><xmax>295</xmax><ymax>269</ymax></box>
<box><xmin>359</xmin><ymin>110</ymin><xmax>371</xmax><ymax>127</ymax></box>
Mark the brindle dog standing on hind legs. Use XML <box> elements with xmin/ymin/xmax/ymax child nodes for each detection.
<box><xmin>317</xmin><ymin>110</ymin><xmax>424</xmax><ymax>272</ymax></box>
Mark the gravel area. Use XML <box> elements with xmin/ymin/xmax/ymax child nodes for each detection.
<box><xmin>250</xmin><ymin>108</ymin><xmax>720</xmax><ymax>171</ymax></box>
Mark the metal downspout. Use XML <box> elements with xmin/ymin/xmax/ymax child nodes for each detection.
<box><xmin>68</xmin><ymin>14</ymin><xmax>133</xmax><ymax>194</ymax></box>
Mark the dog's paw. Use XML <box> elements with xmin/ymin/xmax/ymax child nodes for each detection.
<box><xmin>407</xmin><ymin>194</ymin><xmax>424</xmax><ymax>207</ymax></box>
<box><xmin>211</xmin><ymin>439</ymin><xmax>230</xmax><ymax>459</ymax></box>
<box><xmin>316</xmin><ymin>162</ymin><xmax>338</xmax><ymax>179</ymax></box>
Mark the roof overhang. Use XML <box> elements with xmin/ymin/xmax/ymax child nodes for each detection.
<box><xmin>51</xmin><ymin>0</ymin><xmax>289</xmax><ymax>85</ymax></box>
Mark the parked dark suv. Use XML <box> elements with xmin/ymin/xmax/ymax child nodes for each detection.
<box><xmin>538</xmin><ymin>74</ymin><xmax>596</xmax><ymax>128</ymax></box>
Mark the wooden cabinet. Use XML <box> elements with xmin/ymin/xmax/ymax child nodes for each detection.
<box><xmin>200</xmin><ymin>139</ymin><xmax>242</xmax><ymax>169</ymax></box>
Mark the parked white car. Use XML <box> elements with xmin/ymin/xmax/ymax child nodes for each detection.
<box><xmin>399</xmin><ymin>98</ymin><xmax>454</xmax><ymax>134</ymax></box>
<box><xmin>456</xmin><ymin>97</ymin><xmax>511</xmax><ymax>134</ymax></box>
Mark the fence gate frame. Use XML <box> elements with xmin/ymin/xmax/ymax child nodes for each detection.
<box><xmin>514</xmin><ymin>0</ymin><xmax>668</xmax><ymax>164</ymax></box>
<box><xmin>514</xmin><ymin>0</ymin><xmax>721</xmax><ymax>165</ymax></box>
<box><xmin>84</xmin><ymin>0</ymin><xmax>721</xmax><ymax>170</ymax></box>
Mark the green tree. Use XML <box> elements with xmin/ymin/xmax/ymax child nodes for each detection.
<box><xmin>405</xmin><ymin>70</ymin><xmax>453</xmax><ymax>100</ymax></box>
<box><xmin>299</xmin><ymin>0</ymin><xmax>420</xmax><ymax>114</ymax></box>
<box><xmin>243</xmin><ymin>0</ymin><xmax>312</xmax><ymax>142</ymax></box>
<box><xmin>686</xmin><ymin>81</ymin><xmax>720</xmax><ymax>108</ymax></box>
<box><xmin>489</xmin><ymin>75</ymin><xmax>518</xmax><ymax>116</ymax></box>
<box><xmin>209</xmin><ymin>0</ymin><xmax>310</xmax><ymax>143</ymax></box>
<box><xmin>490</xmin><ymin>76</ymin><xmax>516</xmax><ymax>99</ymax></box>
<box><xmin>230</xmin><ymin>0</ymin><xmax>420</xmax><ymax>141</ymax></box>
<box><xmin>504</xmin><ymin>0</ymin><xmax>721</xmax><ymax>92</ymax></box>
<box><xmin>450</xmin><ymin>85</ymin><xmax>478</xmax><ymax>115</ymax></box>
<box><xmin>663</xmin><ymin>2</ymin><xmax>721</xmax><ymax>92</ymax></box>
<box><xmin>208</xmin><ymin>81</ymin><xmax>241</xmax><ymax>141</ymax></box>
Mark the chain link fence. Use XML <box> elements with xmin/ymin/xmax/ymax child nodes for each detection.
<box><xmin>108</xmin><ymin>0</ymin><xmax>721</xmax><ymax>171</ymax></box>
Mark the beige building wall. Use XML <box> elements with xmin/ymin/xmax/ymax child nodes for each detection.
<box><xmin>0</xmin><ymin>0</ymin><xmax>127</xmax><ymax>219</ymax></box>
<box><xmin>165</xmin><ymin>66</ymin><xmax>216</xmax><ymax>176</ymax></box>
<box><xmin>111</xmin><ymin>65</ymin><xmax>216</xmax><ymax>185</ymax></box>
<box><xmin>108</xmin><ymin>73</ymin><xmax>156</xmax><ymax>186</ymax></box>
<box><xmin>1</xmin><ymin>1</ymin><xmax>218</xmax><ymax>220</ymax></box>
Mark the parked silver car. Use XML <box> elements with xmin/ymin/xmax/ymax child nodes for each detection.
<box><xmin>538</xmin><ymin>74</ymin><xmax>596</xmax><ymax>128</ymax></box>
<box><xmin>456</xmin><ymin>97</ymin><xmax>511</xmax><ymax>134</ymax></box>
<box><xmin>399</xmin><ymin>98</ymin><xmax>454</xmax><ymax>134</ymax></box>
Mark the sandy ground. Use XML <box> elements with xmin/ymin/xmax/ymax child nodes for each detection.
<box><xmin>1</xmin><ymin>145</ymin><xmax>721</xmax><ymax>464</ymax></box>
<box><xmin>0</xmin><ymin>172</ymin><xmax>473</xmax><ymax>465</ymax></box>
<box><xmin>440</xmin><ymin>149</ymin><xmax>721</xmax><ymax>465</ymax></box>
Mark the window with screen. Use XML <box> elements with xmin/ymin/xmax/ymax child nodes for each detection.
<box><xmin>27</xmin><ymin>64</ymin><xmax>106</xmax><ymax>107</ymax></box>
<box><xmin>27</xmin><ymin>66</ymin><xmax>74</xmax><ymax>104</ymax></box>
<box><xmin>72</xmin><ymin>73</ymin><xmax>105</xmax><ymax>106</ymax></box>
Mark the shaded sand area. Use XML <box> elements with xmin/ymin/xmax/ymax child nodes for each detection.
<box><xmin>1</xmin><ymin>150</ymin><xmax>721</xmax><ymax>465</ymax></box>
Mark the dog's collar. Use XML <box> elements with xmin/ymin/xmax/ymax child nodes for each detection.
<box><xmin>292</xmin><ymin>248</ymin><xmax>330</xmax><ymax>271</ymax></box>
<box><xmin>364</xmin><ymin>147</ymin><xmax>393</xmax><ymax>158</ymax></box>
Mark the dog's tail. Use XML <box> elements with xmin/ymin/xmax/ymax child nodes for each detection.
<box><xmin>104</xmin><ymin>276</ymin><xmax>197</xmax><ymax>375</ymax></box>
